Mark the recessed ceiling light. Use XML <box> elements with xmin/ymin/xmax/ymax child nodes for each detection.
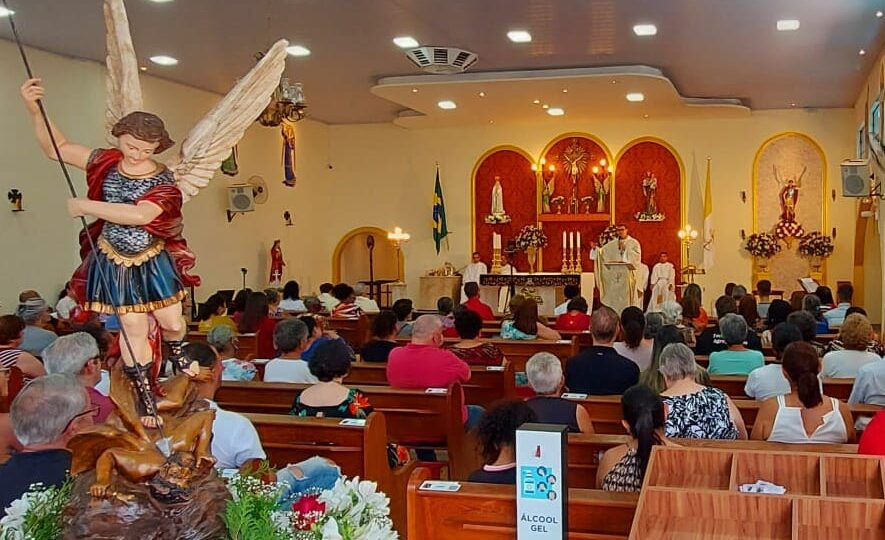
<box><xmin>437</xmin><ymin>100</ymin><xmax>457</xmax><ymax>110</ymax></box>
<box><xmin>626</xmin><ymin>92</ymin><xmax>645</xmax><ymax>102</ymax></box>
<box><xmin>489</xmin><ymin>120</ymin><xmax>494</xmax><ymax>124</ymax></box>
<box><xmin>411</xmin><ymin>88</ymin><xmax>419</xmax><ymax>93</ymax></box>
<box><xmin>393</xmin><ymin>36</ymin><xmax>419</xmax><ymax>48</ymax></box>
<box><xmin>547</xmin><ymin>107</ymin><xmax>565</xmax><ymax>116</ymax></box>
<box><xmin>633</xmin><ymin>24</ymin><xmax>657</xmax><ymax>36</ymax></box>
<box><xmin>610</xmin><ymin>80</ymin><xmax>618</xmax><ymax>85</ymax></box>
<box><xmin>286</xmin><ymin>45</ymin><xmax>311</xmax><ymax>57</ymax></box>
<box><xmin>532</xmin><ymin>99</ymin><xmax>541</xmax><ymax>104</ymax></box>
<box><xmin>542</xmin><ymin>104</ymin><xmax>550</xmax><ymax>109</ymax></box>
<box><xmin>878</xmin><ymin>10</ymin><xmax>884</xmax><ymax>18</ymax></box>
<box><xmin>478</xmin><ymin>91</ymin><xmax>485</xmax><ymax>97</ymax></box>
<box><xmin>149</xmin><ymin>55</ymin><xmax>178</xmax><ymax>66</ymax></box>
<box><xmin>777</xmin><ymin>19</ymin><xmax>800</xmax><ymax>31</ymax></box>
<box><xmin>507</xmin><ymin>30</ymin><xmax>532</xmax><ymax>43</ymax></box>
<box><xmin>0</xmin><ymin>7</ymin><xmax>15</xmax><ymax>16</ymax></box>
<box><xmin>860</xmin><ymin>49</ymin><xmax>867</xmax><ymax>55</ymax></box>
<box><xmin>562</xmin><ymin>88</ymin><xmax>568</xmax><ymax>93</ymax></box>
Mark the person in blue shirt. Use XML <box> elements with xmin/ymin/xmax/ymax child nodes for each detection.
<box><xmin>708</xmin><ymin>314</ymin><xmax>765</xmax><ymax>375</ymax></box>
<box><xmin>802</xmin><ymin>294</ymin><xmax>830</xmax><ymax>335</ymax></box>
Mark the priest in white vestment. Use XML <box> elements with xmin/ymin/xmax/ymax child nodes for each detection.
<box><xmin>461</xmin><ymin>251</ymin><xmax>489</xmax><ymax>302</ymax></box>
<box><xmin>647</xmin><ymin>252</ymin><xmax>676</xmax><ymax>313</ymax></box>
<box><xmin>495</xmin><ymin>253</ymin><xmax>514</xmax><ymax>313</ymax></box>
<box><xmin>593</xmin><ymin>225</ymin><xmax>642</xmax><ymax>314</ymax></box>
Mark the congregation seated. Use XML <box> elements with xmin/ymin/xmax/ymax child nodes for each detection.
<box><xmin>787</xmin><ymin>310</ymin><xmax>825</xmax><ymax>356</ymax></box>
<box><xmin>759</xmin><ymin>299</ymin><xmax>791</xmax><ymax>349</ymax></box>
<box><xmin>330</xmin><ymin>283</ymin><xmax>363</xmax><ymax>319</ymax></box>
<box><xmin>71</xmin><ymin>323</ymin><xmax>114</xmax><ymax>395</ymax></box>
<box><xmin>461</xmin><ymin>282</ymin><xmax>494</xmax><ymax>321</ymax></box>
<box><xmin>659</xmin><ymin>301</ymin><xmax>695</xmax><ymax>348</ymax></box>
<box><xmin>695</xmin><ymin>295</ymin><xmax>762</xmax><ymax>355</ymax></box>
<box><xmin>859</xmin><ymin>409</ymin><xmax>885</xmax><ymax>456</ymax></box>
<box><xmin>802</xmin><ymin>294</ymin><xmax>830</xmax><ymax>335</ymax></box>
<box><xmin>597</xmin><ymin>385</ymin><xmax>673</xmax><ymax>492</ymax></box>
<box><xmin>501</xmin><ymin>298</ymin><xmax>561</xmax><ymax>341</ymax></box>
<box><xmin>196</xmin><ymin>293</ymin><xmax>237</xmax><ymax>333</ymax></box>
<box><xmin>360</xmin><ymin>310</ymin><xmax>399</xmax><ymax>362</ymax></box>
<box><xmin>614</xmin><ymin>306</ymin><xmax>653</xmax><ymax>371</ymax></box>
<box><xmin>815</xmin><ymin>285</ymin><xmax>836</xmax><ymax>310</ymax></box>
<box><xmin>265</xmin><ymin>288</ymin><xmax>282</xmax><ymax>317</ymax></box>
<box><xmin>302</xmin><ymin>295</ymin><xmax>323</xmax><ymax>315</ymax></box>
<box><xmin>554</xmin><ymin>296</ymin><xmax>591</xmax><ymax>332</ymax></box>
<box><xmin>744</xmin><ymin>322</ymin><xmax>803</xmax><ymax>401</ymax></box>
<box><xmin>468</xmin><ymin>400</ymin><xmax>535</xmax><ymax>485</ymax></box>
<box><xmin>755</xmin><ymin>279</ymin><xmax>772</xmax><ymax>320</ymax></box>
<box><xmin>823</xmin><ymin>283</ymin><xmax>854</xmax><ymax>329</ymax></box>
<box><xmin>824</xmin><ymin>306</ymin><xmax>885</xmax><ymax>355</ymax></box>
<box><xmin>392</xmin><ymin>298</ymin><xmax>414</xmax><ymax>337</ymax></box>
<box><xmin>448</xmin><ymin>309</ymin><xmax>505</xmax><ymax>366</ymax></box>
<box><xmin>0</xmin><ymin>374</ymin><xmax>91</xmax><ymax>517</ymax></box>
<box><xmin>228</xmin><ymin>288</ymin><xmax>251</xmax><ymax>322</ymax></box>
<box><xmin>290</xmin><ymin>339</ymin><xmax>371</xmax><ymax>419</ymax></box>
<box><xmin>353</xmin><ymin>282</ymin><xmax>380</xmax><ymax>313</ymax></box>
<box><xmin>848</xmin><ymin>352</ymin><xmax>885</xmax><ymax>410</ymax></box>
<box><xmin>752</xmin><ymin>342</ymin><xmax>856</xmax><ymax>444</ymax></box>
<box><xmin>279</xmin><ymin>280</ymin><xmax>306</xmax><ymax>312</ymax></box>
<box><xmin>525</xmin><ymin>352</ymin><xmax>592</xmax><ymax>433</ymax></box>
<box><xmin>821</xmin><ymin>314</ymin><xmax>880</xmax><ymax>378</ymax></box>
<box><xmin>553</xmin><ymin>284</ymin><xmax>581</xmax><ymax>317</ymax></box>
<box><xmin>707</xmin><ymin>314</ymin><xmax>764</xmax><ymax>375</ymax></box>
<box><xmin>207</xmin><ymin>325</ymin><xmax>256</xmax><ymax>381</ymax></box>
<box><xmin>680</xmin><ymin>283</ymin><xmax>708</xmax><ymax>335</ymax></box>
<box><xmin>42</xmin><ymin>332</ymin><xmax>112</xmax><ymax>423</ymax></box>
<box><xmin>388</xmin><ymin>315</ymin><xmax>483</xmax><ymax>430</ymax></box>
<box><xmin>436</xmin><ymin>297</ymin><xmax>459</xmax><ymax>338</ymax></box>
<box><xmin>565</xmin><ymin>306</ymin><xmax>638</xmax><ymax>396</ymax></box>
<box><xmin>185</xmin><ymin>342</ymin><xmax>341</xmax><ymax>502</ymax></box>
<box><xmin>738</xmin><ymin>295</ymin><xmax>762</xmax><ymax>333</ymax></box>
<box><xmin>0</xmin><ymin>315</ymin><xmax>47</xmax><ymax>381</ymax></box>
<box><xmin>54</xmin><ymin>281</ymin><xmax>79</xmax><ymax>322</ymax></box>
<box><xmin>659</xmin><ymin>343</ymin><xmax>746</xmax><ymax>440</ymax></box>
<box><xmin>300</xmin><ymin>315</ymin><xmax>351</xmax><ymax>362</ymax></box>
<box><xmin>16</xmin><ymin>295</ymin><xmax>57</xmax><ymax>356</ymax></box>
<box><xmin>264</xmin><ymin>319</ymin><xmax>316</xmax><ymax>383</ymax></box>
<box><xmin>731</xmin><ymin>284</ymin><xmax>747</xmax><ymax>302</ymax></box>
<box><xmin>238</xmin><ymin>291</ymin><xmax>278</xmax><ymax>359</ymax></box>
<box><xmin>640</xmin><ymin>325</ymin><xmax>691</xmax><ymax>393</ymax></box>
<box><xmin>317</xmin><ymin>282</ymin><xmax>339</xmax><ymax>312</ymax></box>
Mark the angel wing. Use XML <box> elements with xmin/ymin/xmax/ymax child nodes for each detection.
<box><xmin>104</xmin><ymin>0</ymin><xmax>144</xmax><ymax>145</ymax></box>
<box><xmin>168</xmin><ymin>40</ymin><xmax>289</xmax><ymax>202</ymax></box>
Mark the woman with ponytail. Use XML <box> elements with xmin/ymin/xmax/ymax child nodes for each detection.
<box><xmin>597</xmin><ymin>385</ymin><xmax>674</xmax><ymax>492</ymax></box>
<box><xmin>751</xmin><ymin>341</ymin><xmax>855</xmax><ymax>443</ymax></box>
<box><xmin>614</xmin><ymin>307</ymin><xmax>653</xmax><ymax>371</ymax></box>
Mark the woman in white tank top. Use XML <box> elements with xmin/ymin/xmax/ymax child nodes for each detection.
<box><xmin>751</xmin><ymin>342</ymin><xmax>856</xmax><ymax>444</ymax></box>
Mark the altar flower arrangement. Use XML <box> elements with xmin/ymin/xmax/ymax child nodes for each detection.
<box><xmin>514</xmin><ymin>225</ymin><xmax>548</xmax><ymax>250</ymax></box>
<box><xmin>597</xmin><ymin>225</ymin><xmax>620</xmax><ymax>246</ymax></box>
<box><xmin>798</xmin><ymin>231</ymin><xmax>835</xmax><ymax>258</ymax></box>
<box><xmin>0</xmin><ymin>481</ymin><xmax>72</xmax><ymax>540</ymax></box>
<box><xmin>744</xmin><ymin>232</ymin><xmax>782</xmax><ymax>258</ymax></box>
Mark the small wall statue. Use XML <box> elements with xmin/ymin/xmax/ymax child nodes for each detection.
<box><xmin>269</xmin><ymin>239</ymin><xmax>285</xmax><ymax>286</ymax></box>
<box><xmin>485</xmin><ymin>176</ymin><xmax>511</xmax><ymax>223</ymax></box>
<box><xmin>635</xmin><ymin>171</ymin><xmax>665</xmax><ymax>222</ymax></box>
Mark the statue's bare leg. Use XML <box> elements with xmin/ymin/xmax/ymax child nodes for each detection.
<box><xmin>153</xmin><ymin>302</ymin><xmax>198</xmax><ymax>375</ymax></box>
<box><xmin>91</xmin><ymin>448</ymin><xmax>164</xmax><ymax>497</ymax></box>
<box><xmin>170</xmin><ymin>411</ymin><xmax>216</xmax><ymax>469</ymax></box>
<box><xmin>118</xmin><ymin>312</ymin><xmax>162</xmax><ymax>429</ymax></box>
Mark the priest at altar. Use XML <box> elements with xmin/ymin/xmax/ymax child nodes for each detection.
<box><xmin>592</xmin><ymin>224</ymin><xmax>643</xmax><ymax>314</ymax></box>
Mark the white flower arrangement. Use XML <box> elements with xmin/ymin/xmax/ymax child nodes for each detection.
<box><xmin>514</xmin><ymin>225</ymin><xmax>548</xmax><ymax>250</ymax></box>
<box><xmin>290</xmin><ymin>477</ymin><xmax>397</xmax><ymax>540</ymax></box>
<box><xmin>798</xmin><ymin>231</ymin><xmax>835</xmax><ymax>258</ymax></box>
<box><xmin>744</xmin><ymin>232</ymin><xmax>782</xmax><ymax>258</ymax></box>
<box><xmin>0</xmin><ymin>481</ymin><xmax>71</xmax><ymax>540</ymax></box>
<box><xmin>483</xmin><ymin>214</ymin><xmax>511</xmax><ymax>224</ymax></box>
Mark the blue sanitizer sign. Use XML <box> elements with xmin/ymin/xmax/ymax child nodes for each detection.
<box><xmin>516</xmin><ymin>423</ymin><xmax>567</xmax><ymax>539</ymax></box>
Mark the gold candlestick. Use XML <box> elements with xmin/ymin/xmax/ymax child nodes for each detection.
<box><xmin>573</xmin><ymin>246</ymin><xmax>583</xmax><ymax>273</ymax></box>
<box><xmin>491</xmin><ymin>248</ymin><xmax>502</xmax><ymax>273</ymax></box>
<box><xmin>560</xmin><ymin>247</ymin><xmax>570</xmax><ymax>274</ymax></box>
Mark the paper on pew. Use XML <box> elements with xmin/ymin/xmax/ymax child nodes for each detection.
<box><xmin>425</xmin><ymin>388</ymin><xmax>448</xmax><ymax>394</ymax></box>
<box><xmin>739</xmin><ymin>480</ymin><xmax>786</xmax><ymax>494</ymax></box>
<box><xmin>486</xmin><ymin>365</ymin><xmax>505</xmax><ymax>371</ymax></box>
<box><xmin>339</xmin><ymin>418</ymin><xmax>367</xmax><ymax>426</ymax></box>
<box><xmin>561</xmin><ymin>392</ymin><xmax>588</xmax><ymax>400</ymax></box>
<box><xmin>419</xmin><ymin>481</ymin><xmax>462</xmax><ymax>492</ymax></box>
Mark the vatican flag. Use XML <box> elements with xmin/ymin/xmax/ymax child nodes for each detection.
<box><xmin>703</xmin><ymin>158</ymin><xmax>714</xmax><ymax>271</ymax></box>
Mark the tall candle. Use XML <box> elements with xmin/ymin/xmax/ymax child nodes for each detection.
<box><xmin>562</xmin><ymin>231</ymin><xmax>566</xmax><ymax>248</ymax></box>
<box><xmin>577</xmin><ymin>232</ymin><xmax>581</xmax><ymax>250</ymax></box>
<box><xmin>569</xmin><ymin>231</ymin><xmax>574</xmax><ymax>250</ymax></box>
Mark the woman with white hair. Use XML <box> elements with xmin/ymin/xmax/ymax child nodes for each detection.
<box><xmin>708</xmin><ymin>314</ymin><xmax>764</xmax><ymax>375</ymax></box>
<box><xmin>525</xmin><ymin>352</ymin><xmax>593</xmax><ymax>433</ymax></box>
<box><xmin>660</xmin><ymin>343</ymin><xmax>747</xmax><ymax>440</ymax></box>
<box><xmin>659</xmin><ymin>301</ymin><xmax>695</xmax><ymax>348</ymax></box>
<box><xmin>15</xmin><ymin>297</ymin><xmax>58</xmax><ymax>356</ymax></box>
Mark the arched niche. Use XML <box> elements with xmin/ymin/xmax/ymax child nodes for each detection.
<box><xmin>332</xmin><ymin>226</ymin><xmax>402</xmax><ymax>286</ymax></box>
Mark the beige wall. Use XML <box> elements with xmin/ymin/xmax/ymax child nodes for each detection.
<box><xmin>1</xmin><ymin>39</ymin><xmax>861</xmax><ymax>318</ymax></box>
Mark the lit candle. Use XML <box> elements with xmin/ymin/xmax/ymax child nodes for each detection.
<box><xmin>577</xmin><ymin>232</ymin><xmax>581</xmax><ymax>250</ymax></box>
<box><xmin>569</xmin><ymin>231</ymin><xmax>574</xmax><ymax>250</ymax></box>
<box><xmin>562</xmin><ymin>231</ymin><xmax>566</xmax><ymax>247</ymax></box>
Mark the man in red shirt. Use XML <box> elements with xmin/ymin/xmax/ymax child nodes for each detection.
<box><xmin>387</xmin><ymin>315</ymin><xmax>485</xmax><ymax>428</ymax></box>
<box><xmin>555</xmin><ymin>297</ymin><xmax>592</xmax><ymax>331</ymax></box>
<box><xmin>461</xmin><ymin>282</ymin><xmax>495</xmax><ymax>321</ymax></box>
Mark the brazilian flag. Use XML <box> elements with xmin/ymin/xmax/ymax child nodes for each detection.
<box><xmin>432</xmin><ymin>168</ymin><xmax>449</xmax><ymax>254</ymax></box>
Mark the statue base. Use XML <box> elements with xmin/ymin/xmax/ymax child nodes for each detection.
<box><xmin>62</xmin><ymin>467</ymin><xmax>229</xmax><ymax>539</ymax></box>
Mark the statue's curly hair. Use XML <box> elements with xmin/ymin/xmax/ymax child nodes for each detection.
<box><xmin>112</xmin><ymin>112</ymin><xmax>175</xmax><ymax>153</ymax></box>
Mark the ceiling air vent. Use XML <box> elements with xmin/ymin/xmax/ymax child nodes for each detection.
<box><xmin>406</xmin><ymin>46</ymin><xmax>478</xmax><ymax>74</ymax></box>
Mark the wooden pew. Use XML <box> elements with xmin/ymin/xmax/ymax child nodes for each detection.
<box><xmin>326</xmin><ymin>314</ymin><xmax>374</xmax><ymax>352</ymax></box>
<box><xmin>215</xmin><ymin>381</ymin><xmax>481</xmax><ymax>480</ymax></box>
<box><xmin>346</xmin><ymin>361</ymin><xmax>516</xmax><ymax>408</ymax></box>
<box><xmin>245</xmin><ymin>412</ymin><xmax>415</xmax><ymax>534</ymax></box>
<box><xmin>187</xmin><ymin>331</ymin><xmax>258</xmax><ymax>360</ymax></box>
<box><xmin>394</xmin><ymin>337</ymin><xmax>578</xmax><ymax>373</ymax></box>
<box><xmin>566</xmin><ymin>433</ymin><xmax>860</xmax><ymax>488</ymax></box>
<box><xmin>709</xmin><ymin>375</ymin><xmax>855</xmax><ymax>401</ymax></box>
<box><xmin>407</xmin><ymin>467</ymin><xmax>639</xmax><ymax>539</ymax></box>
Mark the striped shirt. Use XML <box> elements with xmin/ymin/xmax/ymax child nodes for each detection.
<box><xmin>0</xmin><ymin>348</ymin><xmax>21</xmax><ymax>369</ymax></box>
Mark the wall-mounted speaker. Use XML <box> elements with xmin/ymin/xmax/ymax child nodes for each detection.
<box><xmin>228</xmin><ymin>185</ymin><xmax>255</xmax><ymax>213</ymax></box>
<box><xmin>841</xmin><ymin>159</ymin><xmax>870</xmax><ymax>197</ymax></box>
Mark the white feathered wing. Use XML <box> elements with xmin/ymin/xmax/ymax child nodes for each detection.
<box><xmin>104</xmin><ymin>0</ymin><xmax>144</xmax><ymax>145</ymax></box>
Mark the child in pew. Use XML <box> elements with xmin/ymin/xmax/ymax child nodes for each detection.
<box><xmin>597</xmin><ymin>385</ymin><xmax>675</xmax><ymax>492</ymax></box>
<box><xmin>468</xmin><ymin>400</ymin><xmax>537</xmax><ymax>485</ymax></box>
<box><xmin>290</xmin><ymin>339</ymin><xmax>408</xmax><ymax>467</ymax></box>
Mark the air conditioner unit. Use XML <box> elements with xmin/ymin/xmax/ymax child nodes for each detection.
<box><xmin>840</xmin><ymin>159</ymin><xmax>870</xmax><ymax>197</ymax></box>
<box><xmin>227</xmin><ymin>185</ymin><xmax>254</xmax><ymax>222</ymax></box>
<box><xmin>405</xmin><ymin>46</ymin><xmax>478</xmax><ymax>74</ymax></box>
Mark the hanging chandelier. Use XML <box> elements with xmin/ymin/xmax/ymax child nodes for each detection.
<box><xmin>258</xmin><ymin>77</ymin><xmax>307</xmax><ymax>126</ymax></box>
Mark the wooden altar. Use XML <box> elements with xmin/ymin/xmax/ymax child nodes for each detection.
<box><xmin>479</xmin><ymin>273</ymin><xmax>587</xmax><ymax>316</ymax></box>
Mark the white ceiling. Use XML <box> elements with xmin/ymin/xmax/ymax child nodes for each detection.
<box><xmin>1</xmin><ymin>0</ymin><xmax>883</xmax><ymax>125</ymax></box>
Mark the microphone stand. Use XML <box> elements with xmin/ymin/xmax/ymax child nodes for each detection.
<box><xmin>241</xmin><ymin>267</ymin><xmax>247</xmax><ymax>291</ymax></box>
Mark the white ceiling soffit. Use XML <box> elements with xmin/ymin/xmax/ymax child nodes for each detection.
<box><xmin>371</xmin><ymin>66</ymin><xmax>749</xmax><ymax>128</ymax></box>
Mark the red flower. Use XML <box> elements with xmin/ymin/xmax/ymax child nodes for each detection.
<box><xmin>347</xmin><ymin>393</ymin><xmax>371</xmax><ymax>416</ymax></box>
<box><xmin>291</xmin><ymin>494</ymin><xmax>326</xmax><ymax>530</ymax></box>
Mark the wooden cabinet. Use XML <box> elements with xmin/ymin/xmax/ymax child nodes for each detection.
<box><xmin>631</xmin><ymin>446</ymin><xmax>885</xmax><ymax>539</ymax></box>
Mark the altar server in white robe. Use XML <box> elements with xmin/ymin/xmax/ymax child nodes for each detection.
<box><xmin>594</xmin><ymin>225</ymin><xmax>642</xmax><ymax>314</ymax></box>
<box><xmin>647</xmin><ymin>251</ymin><xmax>676</xmax><ymax>313</ymax></box>
<box><xmin>461</xmin><ymin>251</ymin><xmax>489</xmax><ymax>302</ymax></box>
<box><xmin>495</xmin><ymin>253</ymin><xmax>514</xmax><ymax>313</ymax></box>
